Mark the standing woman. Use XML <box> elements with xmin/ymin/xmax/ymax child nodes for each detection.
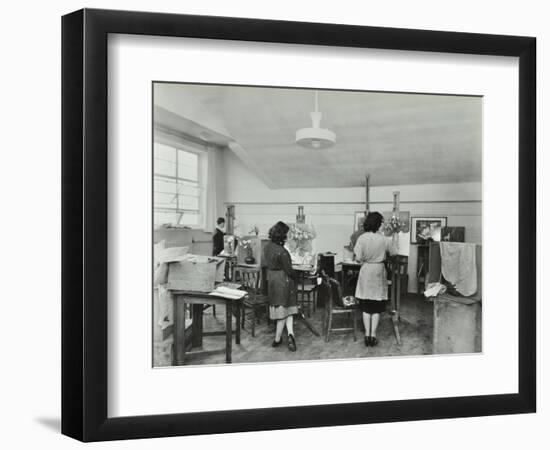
<box><xmin>354</xmin><ymin>212</ymin><xmax>398</xmax><ymax>347</ymax></box>
<box><xmin>264</xmin><ymin>221</ymin><xmax>298</xmax><ymax>351</ymax></box>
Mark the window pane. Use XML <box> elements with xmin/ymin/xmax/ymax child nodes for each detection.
<box><xmin>177</xmin><ymin>180</ymin><xmax>200</xmax><ymax>197</ymax></box>
<box><xmin>154</xmin><ymin>158</ymin><xmax>176</xmax><ymax>177</ymax></box>
<box><xmin>154</xmin><ymin>178</ymin><xmax>178</xmax><ymax>194</ymax></box>
<box><xmin>178</xmin><ymin>212</ymin><xmax>198</xmax><ymax>226</ymax></box>
<box><xmin>178</xmin><ymin>195</ymin><xmax>199</xmax><ymax>210</ymax></box>
<box><xmin>177</xmin><ymin>150</ymin><xmax>198</xmax><ymax>181</ymax></box>
<box><xmin>155</xmin><ymin>143</ymin><xmax>175</xmax><ymax>161</ymax></box>
<box><xmin>154</xmin><ymin>211</ymin><xmax>178</xmax><ymax>226</ymax></box>
<box><xmin>154</xmin><ymin>192</ymin><xmax>177</xmax><ymax>208</ymax></box>
<box><xmin>154</xmin><ymin>143</ymin><xmax>176</xmax><ymax>177</ymax></box>
<box><xmin>153</xmin><ymin>143</ymin><xmax>202</xmax><ymax>227</ymax></box>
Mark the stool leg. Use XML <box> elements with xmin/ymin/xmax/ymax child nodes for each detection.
<box><xmin>351</xmin><ymin>309</ymin><xmax>357</xmax><ymax>342</ymax></box>
<box><xmin>251</xmin><ymin>306</ymin><xmax>256</xmax><ymax>337</ymax></box>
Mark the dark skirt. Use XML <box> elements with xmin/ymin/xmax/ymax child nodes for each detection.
<box><xmin>358</xmin><ymin>298</ymin><xmax>388</xmax><ymax>314</ymax></box>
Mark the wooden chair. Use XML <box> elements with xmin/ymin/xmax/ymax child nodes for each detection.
<box><xmin>297</xmin><ymin>275</ymin><xmax>318</xmax><ymax>317</ymax></box>
<box><xmin>237</xmin><ymin>266</ymin><xmax>270</xmax><ymax>337</ymax></box>
<box><xmin>322</xmin><ymin>274</ymin><xmax>358</xmax><ymax>342</ymax></box>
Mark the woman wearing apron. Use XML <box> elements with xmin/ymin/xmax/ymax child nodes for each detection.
<box><xmin>264</xmin><ymin>221</ymin><xmax>298</xmax><ymax>351</ymax></box>
<box><xmin>354</xmin><ymin>212</ymin><xmax>398</xmax><ymax>347</ymax></box>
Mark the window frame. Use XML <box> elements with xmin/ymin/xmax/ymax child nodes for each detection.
<box><xmin>153</xmin><ymin>138</ymin><xmax>206</xmax><ymax>228</ymax></box>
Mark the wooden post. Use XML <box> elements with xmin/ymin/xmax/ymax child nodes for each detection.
<box><xmin>226</xmin><ymin>205</ymin><xmax>235</xmax><ymax>235</ymax></box>
<box><xmin>296</xmin><ymin>205</ymin><xmax>305</xmax><ymax>224</ymax></box>
<box><xmin>393</xmin><ymin>191</ymin><xmax>400</xmax><ymax>213</ymax></box>
<box><xmin>365</xmin><ymin>174</ymin><xmax>370</xmax><ymax>216</ymax></box>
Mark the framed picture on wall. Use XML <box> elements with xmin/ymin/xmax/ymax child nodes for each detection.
<box><xmin>411</xmin><ymin>217</ymin><xmax>448</xmax><ymax>244</ymax></box>
<box><xmin>62</xmin><ymin>8</ymin><xmax>535</xmax><ymax>442</ymax></box>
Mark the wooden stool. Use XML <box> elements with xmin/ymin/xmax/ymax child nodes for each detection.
<box><xmin>321</xmin><ymin>276</ymin><xmax>358</xmax><ymax>342</ymax></box>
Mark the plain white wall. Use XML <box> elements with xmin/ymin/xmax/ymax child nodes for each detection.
<box><xmin>0</xmin><ymin>1</ymin><xmax>546</xmax><ymax>450</ymax></box>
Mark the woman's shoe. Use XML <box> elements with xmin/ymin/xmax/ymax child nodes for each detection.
<box><xmin>288</xmin><ymin>334</ymin><xmax>297</xmax><ymax>352</ymax></box>
<box><xmin>272</xmin><ymin>339</ymin><xmax>282</xmax><ymax>348</ymax></box>
<box><xmin>370</xmin><ymin>337</ymin><xmax>378</xmax><ymax>347</ymax></box>
<box><xmin>364</xmin><ymin>336</ymin><xmax>371</xmax><ymax>347</ymax></box>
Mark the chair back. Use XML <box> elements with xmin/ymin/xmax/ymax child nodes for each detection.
<box><xmin>320</xmin><ymin>271</ymin><xmax>344</xmax><ymax>308</ymax></box>
<box><xmin>239</xmin><ymin>267</ymin><xmax>261</xmax><ymax>296</ymax></box>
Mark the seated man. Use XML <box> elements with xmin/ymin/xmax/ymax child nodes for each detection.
<box><xmin>212</xmin><ymin>217</ymin><xmax>226</xmax><ymax>256</ymax></box>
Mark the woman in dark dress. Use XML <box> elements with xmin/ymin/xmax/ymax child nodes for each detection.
<box><xmin>264</xmin><ymin>221</ymin><xmax>298</xmax><ymax>351</ymax></box>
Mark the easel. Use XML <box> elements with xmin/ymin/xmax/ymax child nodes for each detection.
<box><xmin>293</xmin><ymin>205</ymin><xmax>321</xmax><ymax>337</ymax></box>
<box><xmin>363</xmin><ymin>176</ymin><xmax>403</xmax><ymax>345</ymax></box>
<box><xmin>387</xmin><ymin>191</ymin><xmax>403</xmax><ymax>346</ymax></box>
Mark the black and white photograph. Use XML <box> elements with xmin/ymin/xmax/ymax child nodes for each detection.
<box><xmin>152</xmin><ymin>82</ymin><xmax>482</xmax><ymax>367</ymax></box>
<box><xmin>1</xmin><ymin>0</ymin><xmax>543</xmax><ymax>447</ymax></box>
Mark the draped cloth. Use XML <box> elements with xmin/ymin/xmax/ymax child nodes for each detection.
<box><xmin>157</xmin><ymin>284</ymin><xmax>174</xmax><ymax>331</ymax></box>
<box><xmin>440</xmin><ymin>242</ymin><xmax>477</xmax><ymax>297</ymax></box>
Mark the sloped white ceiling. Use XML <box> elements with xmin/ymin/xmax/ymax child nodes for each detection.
<box><xmin>154</xmin><ymin>83</ymin><xmax>482</xmax><ymax>189</ymax></box>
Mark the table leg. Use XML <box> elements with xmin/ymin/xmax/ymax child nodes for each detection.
<box><xmin>172</xmin><ymin>296</ymin><xmax>178</xmax><ymax>365</ymax></box>
<box><xmin>191</xmin><ymin>304</ymin><xmax>203</xmax><ymax>348</ymax></box>
<box><xmin>173</xmin><ymin>296</ymin><xmax>187</xmax><ymax>366</ymax></box>
<box><xmin>235</xmin><ymin>300</ymin><xmax>241</xmax><ymax>345</ymax></box>
<box><xmin>225</xmin><ymin>301</ymin><xmax>232</xmax><ymax>363</ymax></box>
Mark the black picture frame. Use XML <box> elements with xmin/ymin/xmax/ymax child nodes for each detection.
<box><xmin>410</xmin><ymin>216</ymin><xmax>448</xmax><ymax>244</ymax></box>
<box><xmin>62</xmin><ymin>8</ymin><xmax>536</xmax><ymax>442</ymax></box>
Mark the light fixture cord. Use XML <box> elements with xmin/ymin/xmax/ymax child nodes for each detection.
<box><xmin>314</xmin><ymin>91</ymin><xmax>319</xmax><ymax>112</ymax></box>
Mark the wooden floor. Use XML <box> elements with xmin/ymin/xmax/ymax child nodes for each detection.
<box><xmin>164</xmin><ymin>294</ymin><xmax>435</xmax><ymax>366</ymax></box>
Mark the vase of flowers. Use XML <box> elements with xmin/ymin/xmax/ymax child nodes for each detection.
<box><xmin>240</xmin><ymin>238</ymin><xmax>255</xmax><ymax>264</ymax></box>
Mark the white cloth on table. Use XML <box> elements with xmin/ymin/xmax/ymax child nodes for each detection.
<box><xmin>440</xmin><ymin>242</ymin><xmax>477</xmax><ymax>297</ymax></box>
<box><xmin>424</xmin><ymin>282</ymin><xmax>447</xmax><ymax>298</ymax></box>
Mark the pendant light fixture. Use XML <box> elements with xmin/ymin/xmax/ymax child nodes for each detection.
<box><xmin>295</xmin><ymin>91</ymin><xmax>336</xmax><ymax>149</ymax></box>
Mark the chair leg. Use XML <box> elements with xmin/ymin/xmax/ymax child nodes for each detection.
<box><xmin>325</xmin><ymin>310</ymin><xmax>332</xmax><ymax>343</ymax></box>
<box><xmin>352</xmin><ymin>310</ymin><xmax>357</xmax><ymax>341</ymax></box>
<box><xmin>251</xmin><ymin>307</ymin><xmax>256</xmax><ymax>337</ymax></box>
<box><xmin>212</xmin><ymin>305</ymin><xmax>216</xmax><ymax>317</ymax></box>
<box><xmin>313</xmin><ymin>290</ymin><xmax>317</xmax><ymax>314</ymax></box>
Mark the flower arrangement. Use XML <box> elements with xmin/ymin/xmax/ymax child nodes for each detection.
<box><xmin>287</xmin><ymin>223</ymin><xmax>316</xmax><ymax>256</ymax></box>
<box><xmin>239</xmin><ymin>238</ymin><xmax>252</xmax><ymax>253</ymax></box>
<box><xmin>249</xmin><ymin>225</ymin><xmax>260</xmax><ymax>236</ymax></box>
<box><xmin>384</xmin><ymin>215</ymin><xmax>407</xmax><ymax>235</ymax></box>
<box><xmin>239</xmin><ymin>238</ymin><xmax>255</xmax><ymax>263</ymax></box>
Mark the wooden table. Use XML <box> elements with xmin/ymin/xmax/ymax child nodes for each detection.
<box><xmin>171</xmin><ymin>290</ymin><xmax>243</xmax><ymax>365</ymax></box>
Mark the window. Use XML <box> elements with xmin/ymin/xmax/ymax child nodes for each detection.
<box><xmin>153</xmin><ymin>142</ymin><xmax>202</xmax><ymax>227</ymax></box>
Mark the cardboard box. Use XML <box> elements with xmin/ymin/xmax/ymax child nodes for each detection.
<box><xmin>167</xmin><ymin>255</ymin><xmax>225</xmax><ymax>292</ymax></box>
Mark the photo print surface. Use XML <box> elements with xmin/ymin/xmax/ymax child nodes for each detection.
<box><xmin>152</xmin><ymin>82</ymin><xmax>482</xmax><ymax>367</ymax></box>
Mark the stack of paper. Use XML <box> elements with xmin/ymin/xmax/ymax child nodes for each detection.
<box><xmin>209</xmin><ymin>286</ymin><xmax>247</xmax><ymax>299</ymax></box>
<box><xmin>218</xmin><ymin>282</ymin><xmax>242</xmax><ymax>290</ymax></box>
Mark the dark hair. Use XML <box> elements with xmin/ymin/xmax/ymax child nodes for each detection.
<box><xmin>363</xmin><ymin>212</ymin><xmax>384</xmax><ymax>233</ymax></box>
<box><xmin>268</xmin><ymin>221</ymin><xmax>290</xmax><ymax>244</ymax></box>
<box><xmin>216</xmin><ymin>217</ymin><xmax>225</xmax><ymax>226</ymax></box>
